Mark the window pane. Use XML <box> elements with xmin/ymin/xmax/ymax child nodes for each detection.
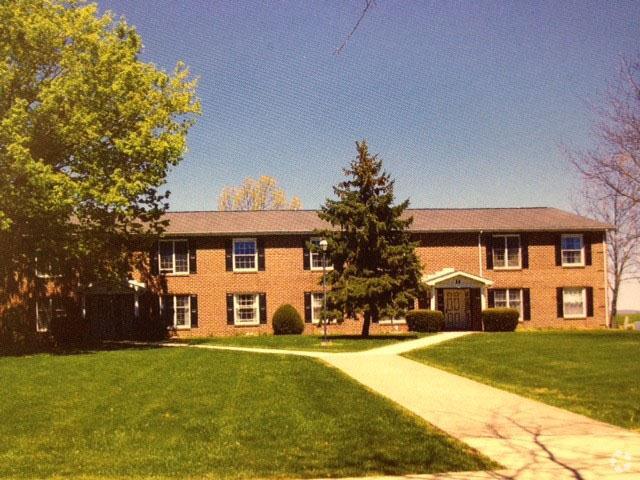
<box><xmin>312</xmin><ymin>293</ymin><xmax>324</xmax><ymax>322</ymax></box>
<box><xmin>159</xmin><ymin>241</ymin><xmax>173</xmax><ymax>272</ymax></box>
<box><xmin>562</xmin><ymin>250</ymin><xmax>582</xmax><ymax>265</ymax></box>
<box><xmin>234</xmin><ymin>240</ymin><xmax>256</xmax><ymax>255</ymax></box>
<box><xmin>234</xmin><ymin>240</ymin><xmax>256</xmax><ymax>270</ymax></box>
<box><xmin>508</xmin><ymin>289</ymin><xmax>521</xmax><ymax>312</ymax></box>
<box><xmin>174</xmin><ymin>241</ymin><xmax>188</xmax><ymax>273</ymax></box>
<box><xmin>174</xmin><ymin>296</ymin><xmax>190</xmax><ymax>327</ymax></box>
<box><xmin>236</xmin><ymin>294</ymin><xmax>257</xmax><ymax>323</ymax></box>
<box><xmin>563</xmin><ymin>288</ymin><xmax>584</xmax><ymax>316</ymax></box>
<box><xmin>506</xmin><ymin>236</ymin><xmax>520</xmax><ymax>250</ymax></box>
<box><xmin>494</xmin><ymin>290</ymin><xmax>507</xmax><ymax>307</ymax></box>
<box><xmin>506</xmin><ymin>247</ymin><xmax>520</xmax><ymax>267</ymax></box>
<box><xmin>493</xmin><ymin>247</ymin><xmax>506</xmax><ymax>267</ymax></box>
<box><xmin>36</xmin><ymin>299</ymin><xmax>51</xmax><ymax>332</ymax></box>
<box><xmin>562</xmin><ymin>236</ymin><xmax>582</xmax><ymax>250</ymax></box>
<box><xmin>235</xmin><ymin>255</ymin><xmax>256</xmax><ymax>269</ymax></box>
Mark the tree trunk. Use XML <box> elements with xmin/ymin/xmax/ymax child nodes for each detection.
<box><xmin>610</xmin><ymin>278</ymin><xmax>620</xmax><ymax>328</ymax></box>
<box><xmin>361</xmin><ymin>311</ymin><xmax>371</xmax><ymax>337</ymax></box>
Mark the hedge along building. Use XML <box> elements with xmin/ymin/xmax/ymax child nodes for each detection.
<box><xmin>34</xmin><ymin>207</ymin><xmax>612</xmax><ymax>338</ymax></box>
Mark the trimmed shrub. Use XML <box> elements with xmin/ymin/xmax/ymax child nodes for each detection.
<box><xmin>272</xmin><ymin>304</ymin><xmax>304</xmax><ymax>335</ymax></box>
<box><xmin>482</xmin><ymin>308</ymin><xmax>519</xmax><ymax>332</ymax></box>
<box><xmin>406</xmin><ymin>309</ymin><xmax>445</xmax><ymax>333</ymax></box>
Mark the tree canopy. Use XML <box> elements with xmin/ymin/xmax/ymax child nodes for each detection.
<box><xmin>218</xmin><ymin>176</ymin><xmax>301</xmax><ymax>211</ymax></box>
<box><xmin>0</xmin><ymin>0</ymin><xmax>200</xmax><ymax>304</ymax></box>
<box><xmin>318</xmin><ymin>140</ymin><xmax>423</xmax><ymax>336</ymax></box>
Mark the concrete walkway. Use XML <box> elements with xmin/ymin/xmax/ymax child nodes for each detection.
<box><xmin>325</xmin><ymin>352</ymin><xmax>640</xmax><ymax>479</ymax></box>
<box><xmin>132</xmin><ymin>334</ymin><xmax>640</xmax><ymax>478</ymax></box>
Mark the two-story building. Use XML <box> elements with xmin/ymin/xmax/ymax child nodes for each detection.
<box><xmin>34</xmin><ymin>207</ymin><xmax>612</xmax><ymax>338</ymax></box>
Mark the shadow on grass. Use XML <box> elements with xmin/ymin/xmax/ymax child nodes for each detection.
<box><xmin>0</xmin><ymin>340</ymin><xmax>162</xmax><ymax>358</ymax></box>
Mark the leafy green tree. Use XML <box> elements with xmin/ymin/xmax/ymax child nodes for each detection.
<box><xmin>318</xmin><ymin>140</ymin><xmax>424</xmax><ymax>337</ymax></box>
<box><xmin>0</xmin><ymin>0</ymin><xmax>200</xmax><ymax>308</ymax></box>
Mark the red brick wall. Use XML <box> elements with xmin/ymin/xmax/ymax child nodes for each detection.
<box><xmin>150</xmin><ymin>230</ymin><xmax>607</xmax><ymax>337</ymax></box>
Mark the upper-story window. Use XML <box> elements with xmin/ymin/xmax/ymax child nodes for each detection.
<box><xmin>561</xmin><ymin>234</ymin><xmax>584</xmax><ymax>267</ymax></box>
<box><xmin>233</xmin><ymin>238</ymin><xmax>257</xmax><ymax>272</ymax></box>
<box><xmin>159</xmin><ymin>240</ymin><xmax>189</xmax><ymax>275</ymax></box>
<box><xmin>493</xmin><ymin>234</ymin><xmax>521</xmax><ymax>269</ymax></box>
<box><xmin>309</xmin><ymin>237</ymin><xmax>332</xmax><ymax>271</ymax></box>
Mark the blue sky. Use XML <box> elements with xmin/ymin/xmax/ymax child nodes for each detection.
<box><xmin>99</xmin><ymin>0</ymin><xmax>639</xmax><ymax>212</ymax></box>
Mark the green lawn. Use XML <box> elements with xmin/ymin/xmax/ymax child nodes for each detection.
<box><xmin>404</xmin><ymin>331</ymin><xmax>640</xmax><ymax>431</ymax></box>
<box><xmin>1</xmin><ymin>347</ymin><xmax>494</xmax><ymax>479</ymax></box>
<box><xmin>181</xmin><ymin>333</ymin><xmax>424</xmax><ymax>352</ymax></box>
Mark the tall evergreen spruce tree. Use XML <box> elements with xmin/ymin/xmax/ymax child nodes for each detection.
<box><xmin>318</xmin><ymin>141</ymin><xmax>424</xmax><ymax>337</ymax></box>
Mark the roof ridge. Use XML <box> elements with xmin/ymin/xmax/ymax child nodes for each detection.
<box><xmin>166</xmin><ymin>206</ymin><xmax>553</xmax><ymax>214</ymax></box>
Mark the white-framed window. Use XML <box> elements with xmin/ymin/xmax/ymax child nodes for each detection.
<box><xmin>310</xmin><ymin>292</ymin><xmax>338</xmax><ymax>324</ymax></box>
<box><xmin>563</xmin><ymin>287</ymin><xmax>586</xmax><ymax>319</ymax></box>
<box><xmin>493</xmin><ymin>289</ymin><xmax>523</xmax><ymax>321</ymax></box>
<box><xmin>159</xmin><ymin>239</ymin><xmax>189</xmax><ymax>275</ymax></box>
<box><xmin>561</xmin><ymin>234</ymin><xmax>584</xmax><ymax>267</ymax></box>
<box><xmin>36</xmin><ymin>298</ymin><xmax>52</xmax><ymax>332</ymax></box>
<box><xmin>234</xmin><ymin>293</ymin><xmax>260</xmax><ymax>325</ymax></box>
<box><xmin>493</xmin><ymin>235</ymin><xmax>521</xmax><ymax>269</ymax></box>
<box><xmin>233</xmin><ymin>238</ymin><xmax>257</xmax><ymax>272</ymax></box>
<box><xmin>161</xmin><ymin>295</ymin><xmax>192</xmax><ymax>329</ymax></box>
<box><xmin>34</xmin><ymin>257</ymin><xmax>62</xmax><ymax>279</ymax></box>
<box><xmin>309</xmin><ymin>237</ymin><xmax>333</xmax><ymax>271</ymax></box>
<box><xmin>310</xmin><ymin>292</ymin><xmax>324</xmax><ymax>324</ymax></box>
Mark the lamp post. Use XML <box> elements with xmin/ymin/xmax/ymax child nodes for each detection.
<box><xmin>319</xmin><ymin>238</ymin><xmax>328</xmax><ymax>344</ymax></box>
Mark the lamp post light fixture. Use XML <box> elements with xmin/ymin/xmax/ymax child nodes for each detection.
<box><xmin>319</xmin><ymin>238</ymin><xmax>329</xmax><ymax>344</ymax></box>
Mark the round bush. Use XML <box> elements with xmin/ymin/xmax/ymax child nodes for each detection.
<box><xmin>406</xmin><ymin>309</ymin><xmax>445</xmax><ymax>333</ymax></box>
<box><xmin>272</xmin><ymin>304</ymin><xmax>304</xmax><ymax>335</ymax></box>
<box><xmin>482</xmin><ymin>308</ymin><xmax>519</xmax><ymax>332</ymax></box>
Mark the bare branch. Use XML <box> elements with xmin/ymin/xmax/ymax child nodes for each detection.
<box><xmin>334</xmin><ymin>0</ymin><xmax>375</xmax><ymax>55</ymax></box>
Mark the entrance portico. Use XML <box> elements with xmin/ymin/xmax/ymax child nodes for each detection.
<box><xmin>423</xmin><ymin>268</ymin><xmax>493</xmax><ymax>331</ymax></box>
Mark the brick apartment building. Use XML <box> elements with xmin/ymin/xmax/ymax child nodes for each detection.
<box><xmin>35</xmin><ymin>207</ymin><xmax>612</xmax><ymax>338</ymax></box>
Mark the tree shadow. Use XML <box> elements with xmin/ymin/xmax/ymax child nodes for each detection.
<box><xmin>0</xmin><ymin>341</ymin><xmax>162</xmax><ymax>358</ymax></box>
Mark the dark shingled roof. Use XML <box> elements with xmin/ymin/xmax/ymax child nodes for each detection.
<box><xmin>162</xmin><ymin>207</ymin><xmax>612</xmax><ymax>236</ymax></box>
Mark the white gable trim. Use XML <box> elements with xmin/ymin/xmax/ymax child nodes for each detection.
<box><xmin>423</xmin><ymin>268</ymin><xmax>493</xmax><ymax>287</ymax></box>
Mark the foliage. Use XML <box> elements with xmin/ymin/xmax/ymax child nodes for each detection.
<box><xmin>318</xmin><ymin>140</ymin><xmax>424</xmax><ymax>336</ymax></box>
<box><xmin>218</xmin><ymin>176</ymin><xmax>301</xmax><ymax>210</ymax></box>
<box><xmin>0</xmin><ymin>305</ymin><xmax>43</xmax><ymax>355</ymax></box>
<box><xmin>481</xmin><ymin>308</ymin><xmax>520</xmax><ymax>332</ymax></box>
<box><xmin>406</xmin><ymin>310</ymin><xmax>445</xmax><ymax>332</ymax></box>
<box><xmin>0</xmin><ymin>0</ymin><xmax>200</xmax><ymax>311</ymax></box>
<box><xmin>272</xmin><ymin>304</ymin><xmax>304</xmax><ymax>335</ymax></box>
<box><xmin>0</xmin><ymin>348</ymin><xmax>495</xmax><ymax>477</ymax></box>
<box><xmin>405</xmin><ymin>331</ymin><xmax>640</xmax><ymax>430</ymax></box>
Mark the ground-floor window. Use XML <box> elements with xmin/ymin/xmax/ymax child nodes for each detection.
<box><xmin>36</xmin><ymin>298</ymin><xmax>52</xmax><ymax>332</ymax></box>
<box><xmin>493</xmin><ymin>289</ymin><xmax>523</xmax><ymax>321</ymax></box>
<box><xmin>310</xmin><ymin>292</ymin><xmax>324</xmax><ymax>324</ymax></box>
<box><xmin>234</xmin><ymin>293</ymin><xmax>260</xmax><ymax>325</ymax></box>
<box><xmin>162</xmin><ymin>295</ymin><xmax>192</xmax><ymax>329</ymax></box>
<box><xmin>562</xmin><ymin>287</ymin><xmax>586</xmax><ymax>319</ymax></box>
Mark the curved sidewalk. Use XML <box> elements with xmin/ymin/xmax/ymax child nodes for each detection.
<box><xmin>324</xmin><ymin>346</ymin><xmax>640</xmax><ymax>479</ymax></box>
<box><xmin>133</xmin><ymin>334</ymin><xmax>640</xmax><ymax>478</ymax></box>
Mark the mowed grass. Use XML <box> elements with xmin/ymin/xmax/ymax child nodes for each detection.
<box><xmin>182</xmin><ymin>333</ymin><xmax>424</xmax><ymax>352</ymax></box>
<box><xmin>404</xmin><ymin>331</ymin><xmax>640</xmax><ymax>430</ymax></box>
<box><xmin>0</xmin><ymin>347</ymin><xmax>494</xmax><ymax>479</ymax></box>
